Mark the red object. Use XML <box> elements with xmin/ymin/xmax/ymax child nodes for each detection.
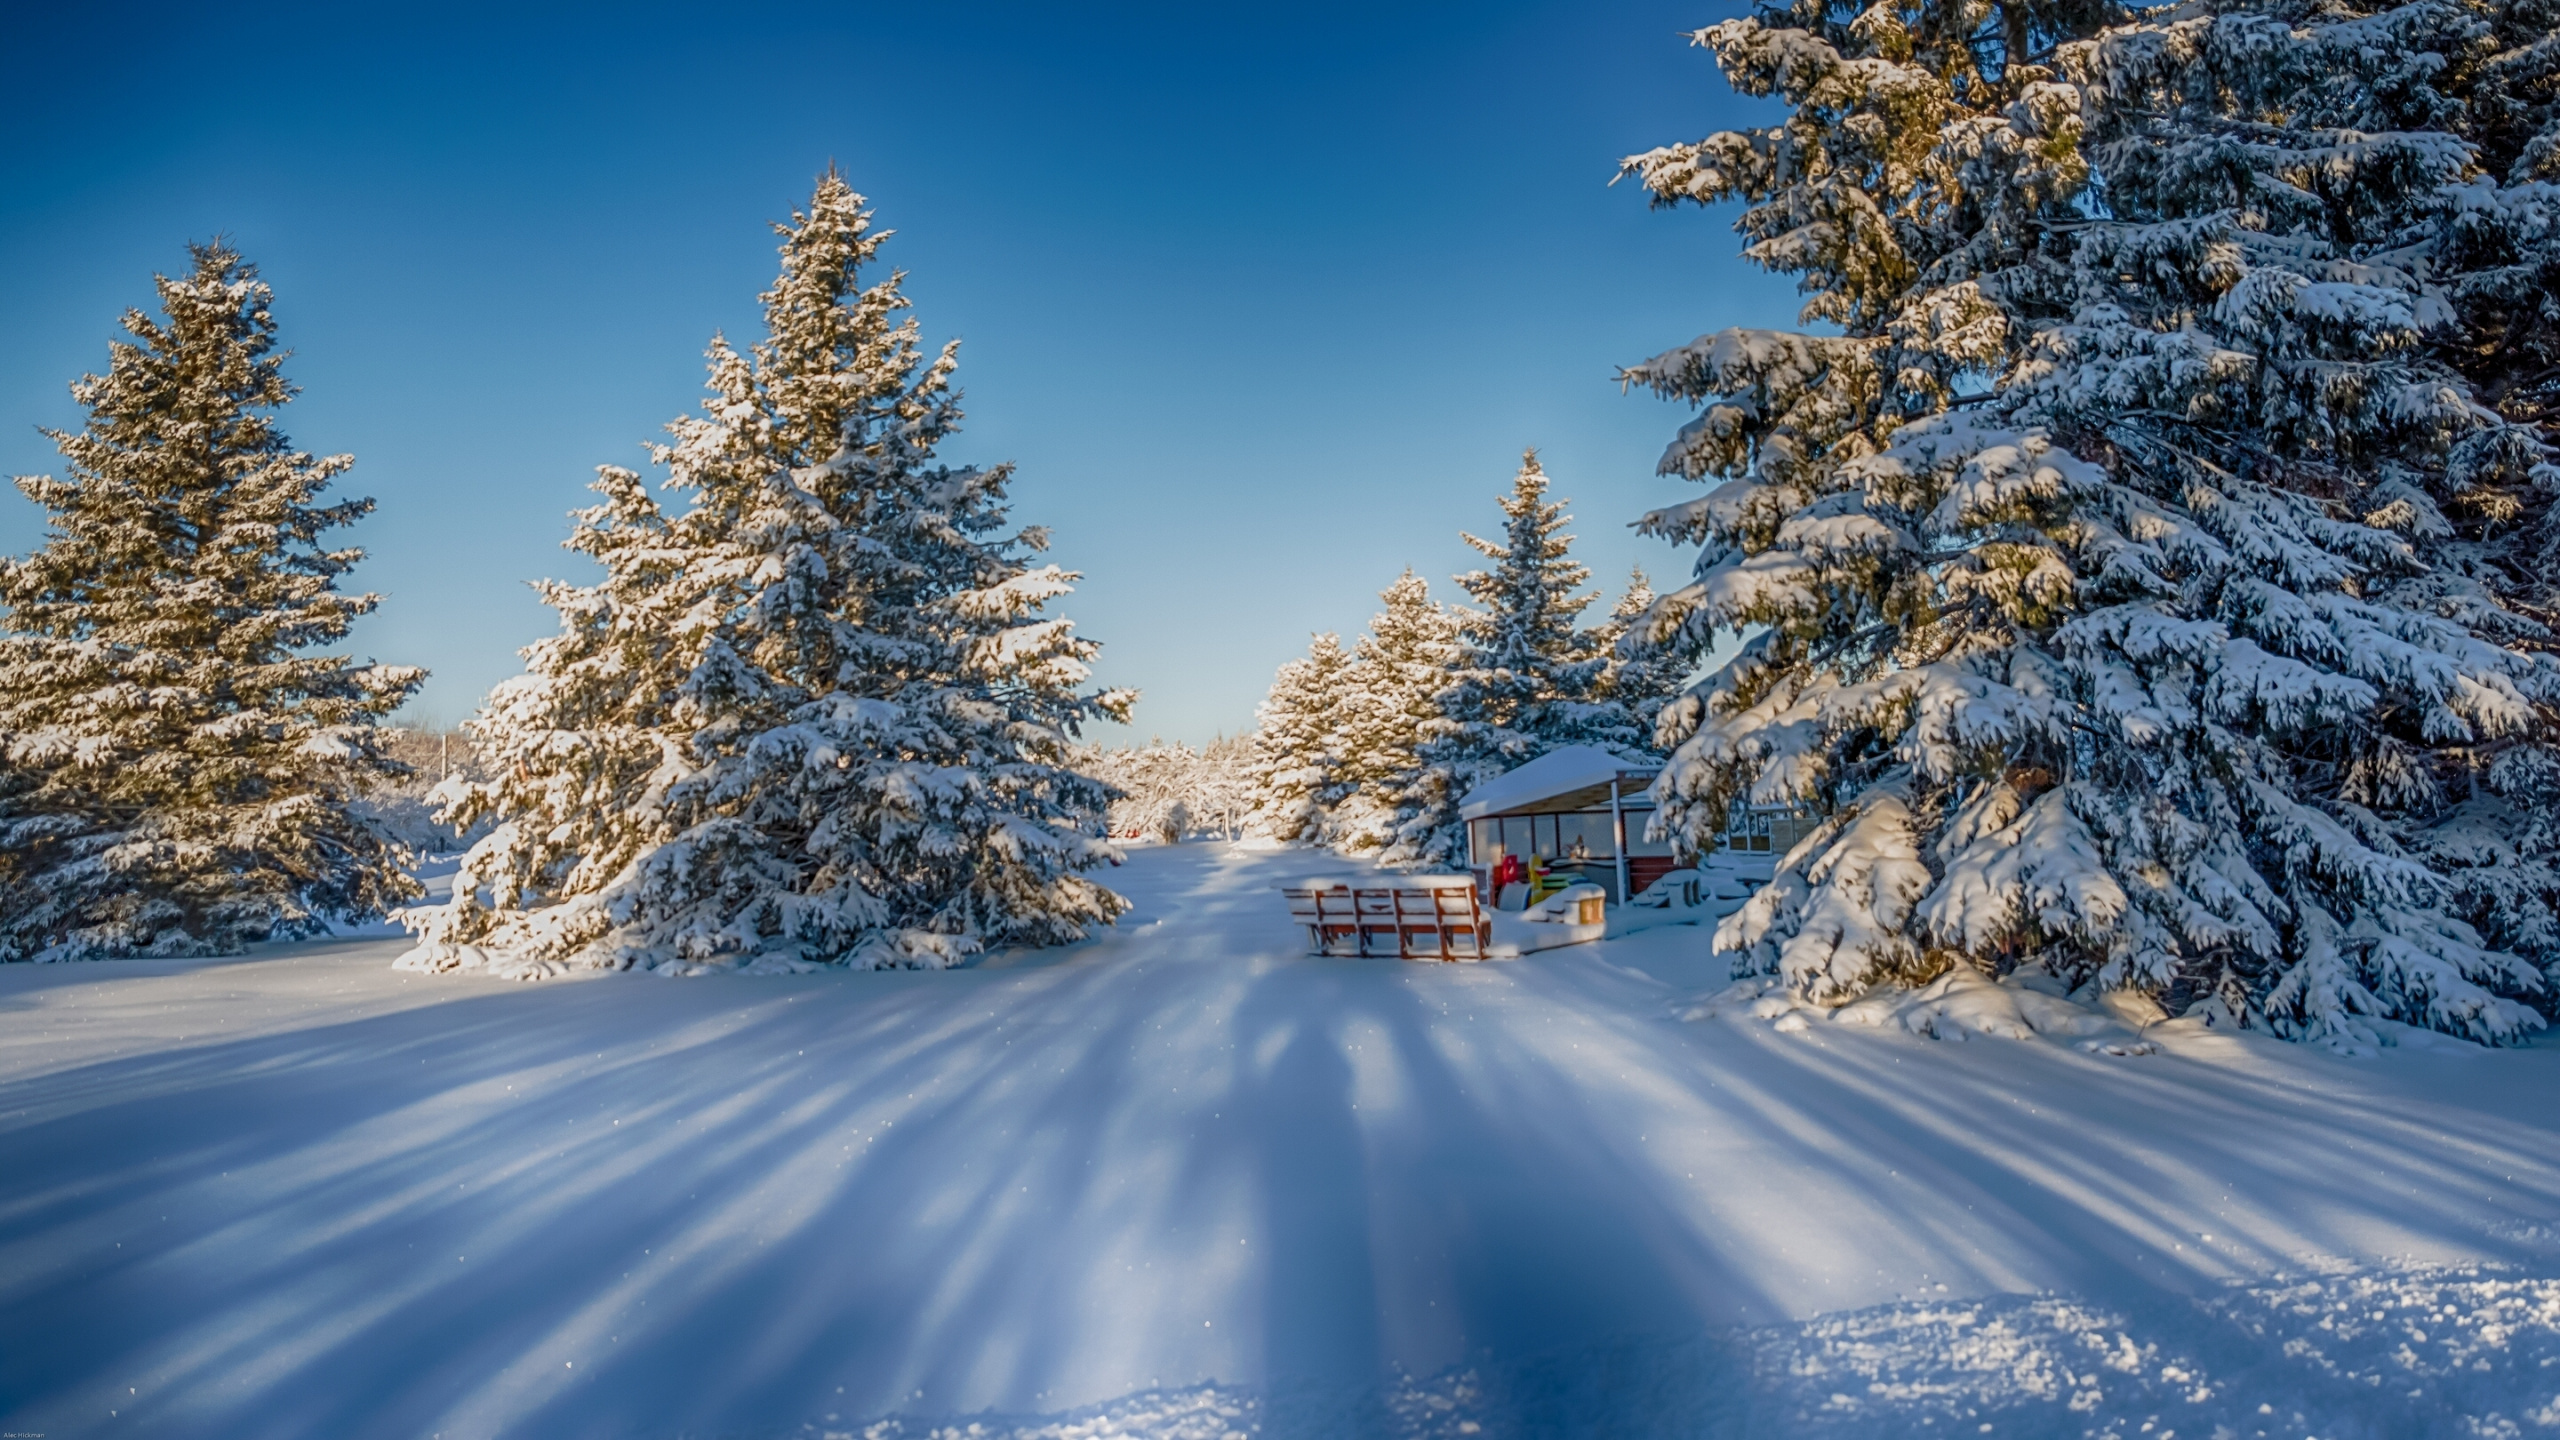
<box><xmin>1627</xmin><ymin>856</ymin><xmax>1677</xmax><ymax>895</ymax></box>
<box><xmin>1282</xmin><ymin>881</ymin><xmax>1494</xmax><ymax>960</ymax></box>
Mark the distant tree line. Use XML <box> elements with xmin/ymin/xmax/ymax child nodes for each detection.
<box><xmin>1070</xmin><ymin>736</ymin><xmax>1254</xmax><ymax>844</ymax></box>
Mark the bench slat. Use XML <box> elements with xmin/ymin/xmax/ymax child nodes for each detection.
<box><xmin>1284</xmin><ymin>879</ymin><xmax>1490</xmax><ymax>961</ymax></box>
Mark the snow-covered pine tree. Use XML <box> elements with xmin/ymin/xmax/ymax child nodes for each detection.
<box><xmin>1381</xmin><ymin>453</ymin><xmax>1640</xmax><ymax>869</ymax></box>
<box><xmin>1596</xmin><ymin>568</ymin><xmax>1688</xmax><ymax>744</ymax></box>
<box><xmin>1331</xmin><ymin>570</ymin><xmax>1462</xmax><ymax>852</ymax></box>
<box><xmin>1617</xmin><ymin>0</ymin><xmax>2560</xmax><ymax>1043</ymax></box>
<box><xmin>2375</xmin><ymin>0</ymin><xmax>2560</xmax><ymax>975</ymax></box>
<box><xmin>2437</xmin><ymin>0</ymin><xmax>2560</xmax><ymax>626</ymax></box>
<box><xmin>1242</xmin><ymin>632</ymin><xmax>1352</xmax><ymax>845</ymax></box>
<box><xmin>0</xmin><ymin>242</ymin><xmax>424</xmax><ymax>960</ymax></box>
<box><xmin>403</xmin><ymin>172</ymin><xmax>1129</xmax><ymax>977</ymax></box>
<box><xmin>2053</xmin><ymin>0</ymin><xmax>2560</xmax><ymax>1028</ymax></box>
<box><xmin>397</xmin><ymin>464</ymin><xmax>702</xmax><ymax>971</ymax></box>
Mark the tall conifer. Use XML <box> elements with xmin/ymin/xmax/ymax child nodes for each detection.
<box><xmin>0</xmin><ymin>243</ymin><xmax>423</xmax><ymax>960</ymax></box>
<box><xmin>403</xmin><ymin>174</ymin><xmax>1128</xmax><ymax>976</ymax></box>
<box><xmin>1332</xmin><ymin>571</ymin><xmax>1463</xmax><ymax>853</ymax></box>
<box><xmin>1597</xmin><ymin>568</ymin><xmax>1686</xmax><ymax>744</ymax></box>
<box><xmin>1618</xmin><ymin>0</ymin><xmax>2559</xmax><ymax>1043</ymax></box>
<box><xmin>1242</xmin><ymin>633</ymin><xmax>1353</xmax><ymax>845</ymax></box>
<box><xmin>1382</xmin><ymin>453</ymin><xmax>1640</xmax><ymax>869</ymax></box>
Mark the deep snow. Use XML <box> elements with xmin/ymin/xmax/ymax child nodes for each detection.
<box><xmin>4</xmin><ymin>844</ymin><xmax>2559</xmax><ymax>1438</ymax></box>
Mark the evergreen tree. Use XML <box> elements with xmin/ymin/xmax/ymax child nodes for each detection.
<box><xmin>1331</xmin><ymin>570</ymin><xmax>1462</xmax><ymax>852</ymax></box>
<box><xmin>2435</xmin><ymin>0</ymin><xmax>2560</xmax><ymax>626</ymax></box>
<box><xmin>1382</xmin><ymin>453</ymin><xmax>1640</xmax><ymax>869</ymax></box>
<box><xmin>2357</xmin><ymin>0</ymin><xmax>2560</xmax><ymax>981</ymax></box>
<box><xmin>396</xmin><ymin>465</ymin><xmax>703</xmax><ymax>973</ymax></box>
<box><xmin>1242</xmin><ymin>633</ymin><xmax>1352</xmax><ymax>845</ymax></box>
<box><xmin>403</xmin><ymin>173</ymin><xmax>1128</xmax><ymax>977</ymax></box>
<box><xmin>0</xmin><ymin>242</ymin><xmax>424</xmax><ymax>960</ymax></box>
<box><xmin>1617</xmin><ymin>0</ymin><xmax>2560</xmax><ymax>1044</ymax></box>
<box><xmin>1596</xmin><ymin>568</ymin><xmax>1687</xmax><ymax>744</ymax></box>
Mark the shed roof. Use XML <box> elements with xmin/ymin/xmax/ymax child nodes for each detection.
<box><xmin>1457</xmin><ymin>745</ymin><xmax>1661</xmax><ymax>821</ymax></box>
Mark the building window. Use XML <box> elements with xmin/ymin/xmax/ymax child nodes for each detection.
<box><xmin>1557</xmin><ymin>812</ymin><xmax>1615</xmax><ymax>861</ymax></box>
<box><xmin>1506</xmin><ymin>814</ymin><xmax>1561</xmax><ymax>857</ymax></box>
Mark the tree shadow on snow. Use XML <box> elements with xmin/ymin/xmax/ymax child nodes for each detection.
<box><xmin>3</xmin><ymin>847</ymin><xmax>2558</xmax><ymax>1439</ymax></box>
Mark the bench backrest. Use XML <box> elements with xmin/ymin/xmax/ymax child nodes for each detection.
<box><xmin>1281</xmin><ymin>879</ymin><xmax>1488</xmax><ymax>959</ymax></box>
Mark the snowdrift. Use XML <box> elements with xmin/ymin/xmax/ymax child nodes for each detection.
<box><xmin>1681</xmin><ymin>967</ymin><xmax>2172</xmax><ymax>1055</ymax></box>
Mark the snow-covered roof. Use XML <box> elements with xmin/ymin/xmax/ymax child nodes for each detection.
<box><xmin>1458</xmin><ymin>746</ymin><xmax>1660</xmax><ymax>821</ymax></box>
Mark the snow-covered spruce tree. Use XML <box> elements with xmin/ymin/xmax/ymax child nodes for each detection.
<box><xmin>1381</xmin><ymin>453</ymin><xmax>1641</xmax><ymax>869</ymax></box>
<box><xmin>1330</xmin><ymin>570</ymin><xmax>1463</xmax><ymax>853</ymax></box>
<box><xmin>1596</xmin><ymin>568</ymin><xmax>1688</xmax><ymax>744</ymax></box>
<box><xmin>1242</xmin><ymin>632</ymin><xmax>1353</xmax><ymax>845</ymax></box>
<box><xmin>2440</xmin><ymin>0</ymin><xmax>2560</xmax><ymax>623</ymax></box>
<box><xmin>0</xmin><ymin>242</ymin><xmax>424</xmax><ymax>960</ymax></box>
<box><xmin>2050</xmin><ymin>0</ymin><xmax>2560</xmax><ymax>1026</ymax></box>
<box><xmin>2372</xmin><ymin>0</ymin><xmax>2560</xmax><ymax>973</ymax></box>
<box><xmin>403</xmin><ymin>173</ymin><xmax>1129</xmax><ymax>976</ymax></box>
<box><xmin>1617</xmin><ymin>0</ymin><xmax>2560</xmax><ymax>1043</ymax></box>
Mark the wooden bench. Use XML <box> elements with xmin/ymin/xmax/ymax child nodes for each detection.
<box><xmin>1280</xmin><ymin>877</ymin><xmax>1492</xmax><ymax>961</ymax></box>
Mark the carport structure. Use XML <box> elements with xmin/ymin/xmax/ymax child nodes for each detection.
<box><xmin>1458</xmin><ymin>746</ymin><xmax>1672</xmax><ymax>904</ymax></box>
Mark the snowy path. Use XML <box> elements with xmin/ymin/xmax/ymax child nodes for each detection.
<box><xmin>5</xmin><ymin>844</ymin><xmax>2560</xmax><ymax>1439</ymax></box>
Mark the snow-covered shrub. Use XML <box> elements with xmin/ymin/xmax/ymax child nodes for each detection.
<box><xmin>1618</xmin><ymin>0</ymin><xmax>2560</xmax><ymax>1044</ymax></box>
<box><xmin>401</xmin><ymin>173</ymin><xmax>1129</xmax><ymax>977</ymax></box>
<box><xmin>0</xmin><ymin>243</ymin><xmax>424</xmax><ymax>960</ymax></box>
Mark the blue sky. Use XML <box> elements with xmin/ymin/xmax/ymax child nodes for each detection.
<box><xmin>0</xmin><ymin>1</ymin><xmax>1784</xmax><ymax>743</ymax></box>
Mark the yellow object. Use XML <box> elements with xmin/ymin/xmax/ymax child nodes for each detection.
<box><xmin>1526</xmin><ymin>856</ymin><xmax>1571</xmax><ymax>903</ymax></box>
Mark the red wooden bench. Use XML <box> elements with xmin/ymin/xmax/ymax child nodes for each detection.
<box><xmin>1280</xmin><ymin>878</ymin><xmax>1492</xmax><ymax>961</ymax></box>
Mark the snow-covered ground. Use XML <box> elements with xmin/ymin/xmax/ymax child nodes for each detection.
<box><xmin>5</xmin><ymin>844</ymin><xmax>2560</xmax><ymax>1439</ymax></box>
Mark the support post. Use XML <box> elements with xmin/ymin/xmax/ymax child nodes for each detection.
<box><xmin>1610</xmin><ymin>777</ymin><xmax>1631</xmax><ymax>904</ymax></box>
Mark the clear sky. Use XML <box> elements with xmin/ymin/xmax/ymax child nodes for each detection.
<box><xmin>0</xmin><ymin>1</ymin><xmax>1784</xmax><ymax>744</ymax></box>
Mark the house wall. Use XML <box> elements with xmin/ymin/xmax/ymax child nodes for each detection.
<box><xmin>1715</xmin><ymin>806</ymin><xmax>1814</xmax><ymax>856</ymax></box>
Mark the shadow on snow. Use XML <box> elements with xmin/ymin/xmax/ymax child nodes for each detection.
<box><xmin>0</xmin><ymin>845</ymin><xmax>2555</xmax><ymax>1438</ymax></box>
